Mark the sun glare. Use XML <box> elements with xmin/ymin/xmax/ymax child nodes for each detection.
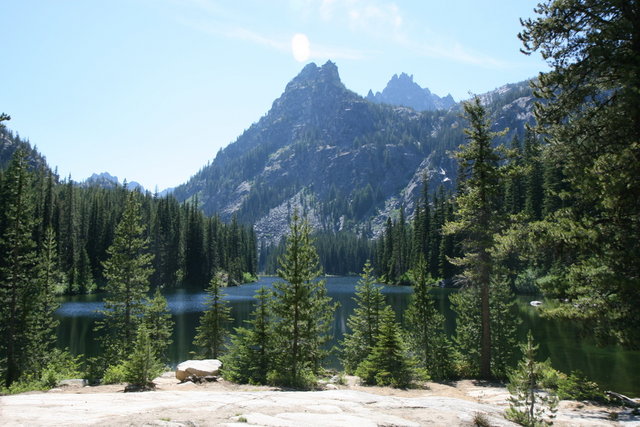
<box><xmin>291</xmin><ymin>33</ymin><xmax>311</xmax><ymax>62</ymax></box>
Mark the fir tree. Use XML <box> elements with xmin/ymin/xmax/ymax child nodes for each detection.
<box><xmin>355</xmin><ymin>306</ymin><xmax>426</xmax><ymax>388</ymax></box>
<box><xmin>444</xmin><ymin>96</ymin><xmax>507</xmax><ymax>379</ymax></box>
<box><xmin>96</xmin><ymin>192</ymin><xmax>154</xmax><ymax>366</ymax></box>
<box><xmin>341</xmin><ymin>261</ymin><xmax>386</xmax><ymax>374</ymax></box>
<box><xmin>144</xmin><ymin>288</ymin><xmax>173</xmax><ymax>361</ymax></box>
<box><xmin>123</xmin><ymin>324</ymin><xmax>164</xmax><ymax>389</ymax></box>
<box><xmin>269</xmin><ymin>209</ymin><xmax>337</xmax><ymax>388</ymax></box>
<box><xmin>28</xmin><ymin>227</ymin><xmax>63</xmax><ymax>376</ymax></box>
<box><xmin>0</xmin><ymin>149</ymin><xmax>40</xmax><ymax>386</ymax></box>
<box><xmin>193</xmin><ymin>271</ymin><xmax>232</xmax><ymax>359</ymax></box>
<box><xmin>223</xmin><ymin>286</ymin><xmax>272</xmax><ymax>384</ymax></box>
<box><xmin>506</xmin><ymin>331</ymin><xmax>558</xmax><ymax>427</ymax></box>
<box><xmin>405</xmin><ymin>256</ymin><xmax>453</xmax><ymax>380</ymax></box>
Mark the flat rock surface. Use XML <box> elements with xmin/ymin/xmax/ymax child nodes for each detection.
<box><xmin>0</xmin><ymin>374</ymin><xmax>636</xmax><ymax>426</ymax></box>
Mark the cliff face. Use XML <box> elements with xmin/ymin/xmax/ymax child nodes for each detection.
<box><xmin>173</xmin><ymin>62</ymin><xmax>535</xmax><ymax>243</ymax></box>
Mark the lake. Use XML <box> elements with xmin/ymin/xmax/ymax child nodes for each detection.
<box><xmin>55</xmin><ymin>276</ymin><xmax>640</xmax><ymax>396</ymax></box>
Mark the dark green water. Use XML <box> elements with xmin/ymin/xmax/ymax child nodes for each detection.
<box><xmin>55</xmin><ymin>276</ymin><xmax>640</xmax><ymax>396</ymax></box>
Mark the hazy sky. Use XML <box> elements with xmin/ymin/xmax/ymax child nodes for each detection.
<box><xmin>2</xmin><ymin>0</ymin><xmax>548</xmax><ymax>191</ymax></box>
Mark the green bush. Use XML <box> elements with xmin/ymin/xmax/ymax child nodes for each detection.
<box><xmin>242</xmin><ymin>272</ymin><xmax>258</xmax><ymax>283</ymax></box>
<box><xmin>0</xmin><ymin>349</ymin><xmax>83</xmax><ymax>394</ymax></box>
<box><xmin>537</xmin><ymin>359</ymin><xmax>566</xmax><ymax>390</ymax></box>
<box><xmin>102</xmin><ymin>363</ymin><xmax>127</xmax><ymax>384</ymax></box>
<box><xmin>557</xmin><ymin>370</ymin><xmax>603</xmax><ymax>401</ymax></box>
<box><xmin>41</xmin><ymin>349</ymin><xmax>83</xmax><ymax>387</ymax></box>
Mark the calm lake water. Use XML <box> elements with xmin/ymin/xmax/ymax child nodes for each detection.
<box><xmin>55</xmin><ymin>276</ymin><xmax>640</xmax><ymax>396</ymax></box>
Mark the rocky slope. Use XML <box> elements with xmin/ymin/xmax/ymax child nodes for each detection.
<box><xmin>173</xmin><ymin>62</ymin><xmax>536</xmax><ymax>242</ymax></box>
<box><xmin>0</xmin><ymin>127</ymin><xmax>51</xmax><ymax>172</ymax></box>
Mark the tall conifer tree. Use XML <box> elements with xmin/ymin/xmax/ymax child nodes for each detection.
<box><xmin>0</xmin><ymin>149</ymin><xmax>40</xmax><ymax>386</ymax></box>
<box><xmin>97</xmin><ymin>192</ymin><xmax>154</xmax><ymax>366</ymax></box>
<box><xmin>445</xmin><ymin>97</ymin><xmax>507</xmax><ymax>379</ymax></box>
<box><xmin>269</xmin><ymin>209</ymin><xmax>337</xmax><ymax>388</ymax></box>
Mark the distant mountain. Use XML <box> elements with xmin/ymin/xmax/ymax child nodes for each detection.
<box><xmin>82</xmin><ymin>172</ymin><xmax>145</xmax><ymax>192</ymax></box>
<box><xmin>366</xmin><ymin>73</ymin><xmax>456</xmax><ymax>111</ymax></box>
<box><xmin>174</xmin><ymin>61</ymin><xmax>536</xmax><ymax>244</ymax></box>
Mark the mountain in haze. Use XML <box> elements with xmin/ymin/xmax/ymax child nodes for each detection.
<box><xmin>173</xmin><ymin>61</ymin><xmax>535</xmax><ymax>244</ymax></box>
<box><xmin>82</xmin><ymin>172</ymin><xmax>145</xmax><ymax>192</ymax></box>
<box><xmin>366</xmin><ymin>73</ymin><xmax>456</xmax><ymax>111</ymax></box>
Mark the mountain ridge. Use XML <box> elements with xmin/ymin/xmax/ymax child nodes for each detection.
<box><xmin>173</xmin><ymin>61</ymin><xmax>536</xmax><ymax>243</ymax></box>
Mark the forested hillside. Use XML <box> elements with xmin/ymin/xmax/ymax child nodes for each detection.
<box><xmin>0</xmin><ymin>131</ymin><xmax>257</xmax><ymax>294</ymax></box>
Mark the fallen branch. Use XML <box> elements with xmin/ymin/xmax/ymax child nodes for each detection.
<box><xmin>605</xmin><ymin>391</ymin><xmax>640</xmax><ymax>407</ymax></box>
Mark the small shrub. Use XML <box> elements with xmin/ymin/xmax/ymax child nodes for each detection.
<box><xmin>537</xmin><ymin>359</ymin><xmax>566</xmax><ymax>390</ymax></box>
<box><xmin>103</xmin><ymin>363</ymin><xmax>127</xmax><ymax>384</ymax></box>
<box><xmin>242</xmin><ymin>272</ymin><xmax>258</xmax><ymax>283</ymax></box>
<box><xmin>557</xmin><ymin>370</ymin><xmax>603</xmax><ymax>401</ymax></box>
<box><xmin>0</xmin><ymin>349</ymin><xmax>83</xmax><ymax>394</ymax></box>
<box><xmin>472</xmin><ymin>412</ymin><xmax>492</xmax><ymax>427</ymax></box>
<box><xmin>506</xmin><ymin>332</ymin><xmax>558</xmax><ymax>427</ymax></box>
<box><xmin>41</xmin><ymin>349</ymin><xmax>83</xmax><ymax>387</ymax></box>
<box><xmin>266</xmin><ymin>368</ymin><xmax>317</xmax><ymax>389</ymax></box>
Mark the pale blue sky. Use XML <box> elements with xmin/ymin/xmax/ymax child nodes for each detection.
<box><xmin>2</xmin><ymin>0</ymin><xmax>547</xmax><ymax>191</ymax></box>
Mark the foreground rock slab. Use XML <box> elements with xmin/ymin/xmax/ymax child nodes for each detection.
<box><xmin>0</xmin><ymin>377</ymin><xmax>633</xmax><ymax>427</ymax></box>
<box><xmin>1</xmin><ymin>389</ymin><xmax>516</xmax><ymax>426</ymax></box>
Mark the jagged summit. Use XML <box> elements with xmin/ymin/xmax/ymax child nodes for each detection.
<box><xmin>83</xmin><ymin>172</ymin><xmax>145</xmax><ymax>192</ymax></box>
<box><xmin>285</xmin><ymin>61</ymin><xmax>344</xmax><ymax>94</ymax></box>
<box><xmin>367</xmin><ymin>73</ymin><xmax>455</xmax><ymax>111</ymax></box>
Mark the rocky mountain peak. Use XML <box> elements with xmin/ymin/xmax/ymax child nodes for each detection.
<box><xmin>367</xmin><ymin>73</ymin><xmax>455</xmax><ymax>111</ymax></box>
<box><xmin>286</xmin><ymin>60</ymin><xmax>343</xmax><ymax>90</ymax></box>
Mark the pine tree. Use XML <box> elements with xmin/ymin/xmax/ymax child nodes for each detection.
<box><xmin>193</xmin><ymin>271</ymin><xmax>232</xmax><ymax>359</ymax></box>
<box><xmin>355</xmin><ymin>306</ymin><xmax>426</xmax><ymax>388</ymax></box>
<box><xmin>506</xmin><ymin>331</ymin><xmax>558</xmax><ymax>427</ymax></box>
<box><xmin>223</xmin><ymin>286</ymin><xmax>272</xmax><ymax>384</ymax></box>
<box><xmin>269</xmin><ymin>209</ymin><xmax>337</xmax><ymax>388</ymax></box>
<box><xmin>144</xmin><ymin>288</ymin><xmax>173</xmax><ymax>361</ymax></box>
<box><xmin>341</xmin><ymin>261</ymin><xmax>386</xmax><ymax>374</ymax></box>
<box><xmin>96</xmin><ymin>192</ymin><xmax>154</xmax><ymax>366</ymax></box>
<box><xmin>444</xmin><ymin>96</ymin><xmax>507</xmax><ymax>379</ymax></box>
<box><xmin>28</xmin><ymin>227</ymin><xmax>63</xmax><ymax>376</ymax></box>
<box><xmin>123</xmin><ymin>324</ymin><xmax>164</xmax><ymax>389</ymax></box>
<box><xmin>0</xmin><ymin>149</ymin><xmax>40</xmax><ymax>387</ymax></box>
<box><xmin>0</xmin><ymin>113</ymin><xmax>10</xmax><ymax>127</ymax></box>
<box><xmin>523</xmin><ymin>131</ymin><xmax>544</xmax><ymax>221</ymax></box>
<box><xmin>405</xmin><ymin>256</ymin><xmax>453</xmax><ymax>380</ymax></box>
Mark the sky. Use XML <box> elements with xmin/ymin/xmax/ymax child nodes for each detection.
<box><xmin>1</xmin><ymin>0</ymin><xmax>548</xmax><ymax>192</ymax></box>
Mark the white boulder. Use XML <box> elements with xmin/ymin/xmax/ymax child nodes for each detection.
<box><xmin>175</xmin><ymin>359</ymin><xmax>222</xmax><ymax>381</ymax></box>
